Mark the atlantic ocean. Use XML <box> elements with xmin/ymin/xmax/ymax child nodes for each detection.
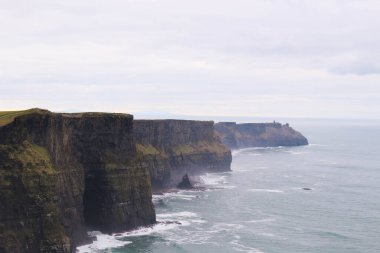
<box><xmin>78</xmin><ymin>119</ymin><xmax>380</xmax><ymax>253</ymax></box>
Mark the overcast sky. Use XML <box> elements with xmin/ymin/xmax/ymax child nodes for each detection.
<box><xmin>1</xmin><ymin>0</ymin><xmax>379</xmax><ymax>119</ymax></box>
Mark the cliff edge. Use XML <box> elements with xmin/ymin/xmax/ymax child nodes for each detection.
<box><xmin>215</xmin><ymin>122</ymin><xmax>308</xmax><ymax>149</ymax></box>
<box><xmin>0</xmin><ymin>109</ymin><xmax>155</xmax><ymax>253</ymax></box>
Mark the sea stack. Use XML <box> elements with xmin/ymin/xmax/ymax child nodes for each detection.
<box><xmin>133</xmin><ymin>120</ymin><xmax>232</xmax><ymax>190</ymax></box>
<box><xmin>177</xmin><ymin>174</ymin><xmax>193</xmax><ymax>189</ymax></box>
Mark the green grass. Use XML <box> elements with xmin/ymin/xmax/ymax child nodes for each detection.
<box><xmin>0</xmin><ymin>139</ymin><xmax>67</xmax><ymax>252</ymax></box>
<box><xmin>136</xmin><ymin>143</ymin><xmax>162</xmax><ymax>156</ymax></box>
<box><xmin>9</xmin><ymin>141</ymin><xmax>56</xmax><ymax>174</ymax></box>
<box><xmin>0</xmin><ymin>140</ymin><xmax>57</xmax><ymax>190</ymax></box>
<box><xmin>136</xmin><ymin>141</ymin><xmax>229</xmax><ymax>157</ymax></box>
<box><xmin>0</xmin><ymin>109</ymin><xmax>43</xmax><ymax>127</ymax></box>
<box><xmin>172</xmin><ymin>141</ymin><xmax>229</xmax><ymax>155</ymax></box>
<box><xmin>0</xmin><ymin>109</ymin><xmax>134</xmax><ymax>127</ymax></box>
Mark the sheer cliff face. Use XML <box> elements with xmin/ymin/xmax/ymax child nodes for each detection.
<box><xmin>134</xmin><ymin>120</ymin><xmax>232</xmax><ymax>189</ymax></box>
<box><xmin>0</xmin><ymin>111</ymin><xmax>155</xmax><ymax>253</ymax></box>
<box><xmin>215</xmin><ymin>122</ymin><xmax>308</xmax><ymax>149</ymax></box>
<box><xmin>0</xmin><ymin>112</ymin><xmax>232</xmax><ymax>253</ymax></box>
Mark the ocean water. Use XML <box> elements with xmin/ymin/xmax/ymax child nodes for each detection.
<box><xmin>78</xmin><ymin>120</ymin><xmax>380</xmax><ymax>253</ymax></box>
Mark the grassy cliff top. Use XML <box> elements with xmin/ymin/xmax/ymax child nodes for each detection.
<box><xmin>135</xmin><ymin>119</ymin><xmax>214</xmax><ymax>123</ymax></box>
<box><xmin>60</xmin><ymin>112</ymin><xmax>132</xmax><ymax>118</ymax></box>
<box><xmin>0</xmin><ymin>108</ymin><xmax>133</xmax><ymax>127</ymax></box>
<box><xmin>0</xmin><ymin>108</ymin><xmax>47</xmax><ymax>127</ymax></box>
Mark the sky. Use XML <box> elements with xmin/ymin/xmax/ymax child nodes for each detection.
<box><xmin>0</xmin><ymin>0</ymin><xmax>380</xmax><ymax>119</ymax></box>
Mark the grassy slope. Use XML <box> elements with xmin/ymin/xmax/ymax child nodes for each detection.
<box><xmin>136</xmin><ymin>141</ymin><xmax>229</xmax><ymax>157</ymax></box>
<box><xmin>0</xmin><ymin>109</ymin><xmax>40</xmax><ymax>127</ymax></box>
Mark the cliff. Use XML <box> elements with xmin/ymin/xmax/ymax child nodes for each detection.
<box><xmin>0</xmin><ymin>110</ymin><xmax>233</xmax><ymax>252</ymax></box>
<box><xmin>134</xmin><ymin>120</ymin><xmax>232</xmax><ymax>190</ymax></box>
<box><xmin>0</xmin><ymin>109</ymin><xmax>155</xmax><ymax>253</ymax></box>
<box><xmin>214</xmin><ymin>122</ymin><xmax>308</xmax><ymax>149</ymax></box>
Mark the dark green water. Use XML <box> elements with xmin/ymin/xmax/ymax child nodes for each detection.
<box><xmin>78</xmin><ymin>121</ymin><xmax>380</xmax><ymax>253</ymax></box>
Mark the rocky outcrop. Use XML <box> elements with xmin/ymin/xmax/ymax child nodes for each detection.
<box><xmin>177</xmin><ymin>174</ymin><xmax>193</xmax><ymax>189</ymax></box>
<box><xmin>215</xmin><ymin>122</ymin><xmax>308</xmax><ymax>149</ymax></box>
<box><xmin>0</xmin><ymin>110</ymin><xmax>155</xmax><ymax>253</ymax></box>
<box><xmin>134</xmin><ymin>120</ymin><xmax>232</xmax><ymax>190</ymax></box>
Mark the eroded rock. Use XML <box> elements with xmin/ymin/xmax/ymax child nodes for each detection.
<box><xmin>177</xmin><ymin>174</ymin><xmax>193</xmax><ymax>189</ymax></box>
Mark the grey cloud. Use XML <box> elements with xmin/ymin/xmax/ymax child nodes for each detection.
<box><xmin>330</xmin><ymin>63</ymin><xmax>380</xmax><ymax>75</ymax></box>
<box><xmin>0</xmin><ymin>0</ymin><xmax>380</xmax><ymax>118</ymax></box>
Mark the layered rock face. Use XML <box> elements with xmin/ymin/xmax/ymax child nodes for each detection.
<box><xmin>0</xmin><ymin>111</ymin><xmax>234</xmax><ymax>252</ymax></box>
<box><xmin>134</xmin><ymin>120</ymin><xmax>232</xmax><ymax>190</ymax></box>
<box><xmin>0</xmin><ymin>110</ymin><xmax>155</xmax><ymax>253</ymax></box>
<box><xmin>215</xmin><ymin>122</ymin><xmax>308</xmax><ymax>149</ymax></box>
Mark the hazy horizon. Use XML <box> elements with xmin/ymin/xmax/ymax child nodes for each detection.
<box><xmin>1</xmin><ymin>0</ymin><xmax>380</xmax><ymax>119</ymax></box>
<box><xmin>4</xmin><ymin>106</ymin><xmax>380</xmax><ymax>122</ymax></box>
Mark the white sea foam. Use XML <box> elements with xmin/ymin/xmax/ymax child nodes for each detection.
<box><xmin>248</xmin><ymin>153</ymin><xmax>262</xmax><ymax>156</ymax></box>
<box><xmin>230</xmin><ymin>240</ymin><xmax>265</xmax><ymax>253</ymax></box>
<box><xmin>76</xmin><ymin>212</ymin><xmax>199</xmax><ymax>252</ymax></box>
<box><xmin>232</xmin><ymin>149</ymin><xmax>242</xmax><ymax>156</ymax></box>
<box><xmin>233</xmin><ymin>147</ymin><xmax>283</xmax><ymax>157</ymax></box>
<box><xmin>157</xmin><ymin>211</ymin><xmax>198</xmax><ymax>219</ymax></box>
<box><xmin>152</xmin><ymin>191</ymin><xmax>197</xmax><ymax>203</ymax></box>
<box><xmin>156</xmin><ymin>211</ymin><xmax>207</xmax><ymax>228</ymax></box>
<box><xmin>200</xmin><ymin>175</ymin><xmax>225</xmax><ymax>185</ymax></box>
<box><xmin>308</xmin><ymin>143</ymin><xmax>327</xmax><ymax>147</ymax></box>
<box><xmin>152</xmin><ymin>194</ymin><xmax>165</xmax><ymax>203</ymax></box>
<box><xmin>197</xmin><ymin>173</ymin><xmax>238</xmax><ymax>191</ymax></box>
<box><xmin>170</xmin><ymin>193</ymin><xmax>197</xmax><ymax>200</ymax></box>
<box><xmin>259</xmin><ymin>232</ymin><xmax>275</xmax><ymax>237</ymax></box>
<box><xmin>246</xmin><ymin>218</ymin><xmax>275</xmax><ymax>223</ymax></box>
<box><xmin>285</xmin><ymin>151</ymin><xmax>309</xmax><ymax>155</ymax></box>
<box><xmin>200</xmin><ymin>173</ymin><xmax>228</xmax><ymax>186</ymax></box>
<box><xmin>115</xmin><ymin>221</ymin><xmax>183</xmax><ymax>238</ymax></box>
<box><xmin>248</xmin><ymin>189</ymin><xmax>284</xmax><ymax>193</ymax></box>
<box><xmin>190</xmin><ymin>219</ymin><xmax>208</xmax><ymax>224</ymax></box>
<box><xmin>76</xmin><ymin>231</ymin><xmax>131</xmax><ymax>253</ymax></box>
